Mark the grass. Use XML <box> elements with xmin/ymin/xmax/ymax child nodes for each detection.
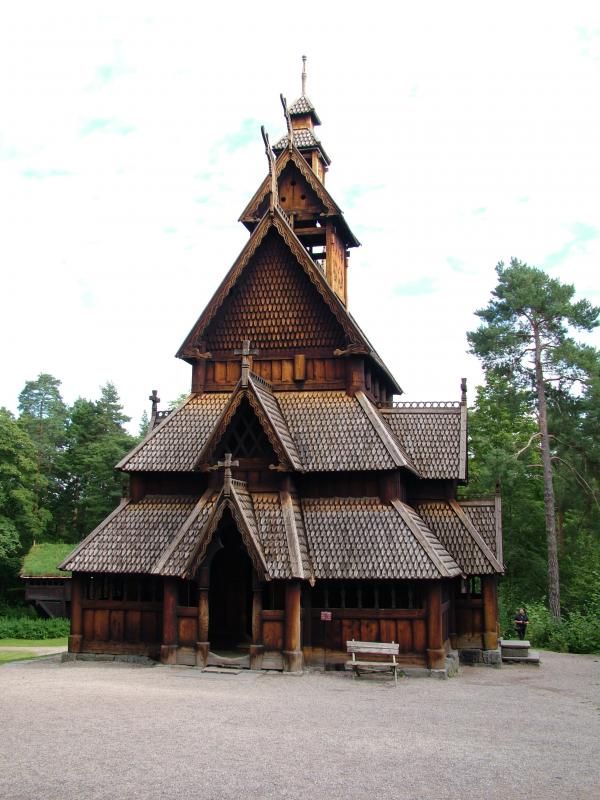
<box><xmin>0</xmin><ymin>637</ymin><xmax>68</xmax><ymax>648</ymax></box>
<box><xmin>21</xmin><ymin>542</ymin><xmax>73</xmax><ymax>577</ymax></box>
<box><xmin>0</xmin><ymin>652</ymin><xmax>47</xmax><ymax>665</ymax></box>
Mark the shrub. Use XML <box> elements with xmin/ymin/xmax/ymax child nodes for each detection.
<box><xmin>0</xmin><ymin>615</ymin><xmax>70</xmax><ymax>639</ymax></box>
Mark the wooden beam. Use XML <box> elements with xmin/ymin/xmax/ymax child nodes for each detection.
<box><xmin>284</xmin><ymin>581</ymin><xmax>303</xmax><ymax>672</ymax></box>
<box><xmin>482</xmin><ymin>575</ymin><xmax>498</xmax><ymax>651</ymax></box>
<box><xmin>196</xmin><ymin>566</ymin><xmax>209</xmax><ymax>667</ymax></box>
<box><xmin>68</xmin><ymin>573</ymin><xmax>83</xmax><ymax>653</ymax></box>
<box><xmin>426</xmin><ymin>582</ymin><xmax>445</xmax><ymax>670</ymax></box>
<box><xmin>250</xmin><ymin>578</ymin><xmax>265</xmax><ymax>670</ymax></box>
<box><xmin>161</xmin><ymin>577</ymin><xmax>178</xmax><ymax>664</ymax></box>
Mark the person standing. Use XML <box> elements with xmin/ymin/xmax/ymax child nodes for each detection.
<box><xmin>514</xmin><ymin>607</ymin><xmax>529</xmax><ymax>640</ymax></box>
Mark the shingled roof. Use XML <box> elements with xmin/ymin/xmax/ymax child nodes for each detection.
<box><xmin>381</xmin><ymin>402</ymin><xmax>467</xmax><ymax>480</ymax></box>
<box><xmin>59</xmin><ymin>496</ymin><xmax>198</xmax><ymax>574</ymax></box>
<box><xmin>116</xmin><ymin>394</ymin><xmax>229</xmax><ymax>472</ymax></box>
<box><xmin>302</xmin><ymin>496</ymin><xmax>460</xmax><ymax>580</ymax></box>
<box><xmin>272</xmin><ymin>128</ymin><xmax>331</xmax><ymax>165</ymax></box>
<box><xmin>61</xmin><ymin>484</ymin><xmax>315</xmax><ymax>582</ymax></box>
<box><xmin>288</xmin><ymin>95</ymin><xmax>321</xmax><ymax>121</ymax></box>
<box><xmin>415</xmin><ymin>500</ymin><xmax>503</xmax><ymax>575</ymax></box>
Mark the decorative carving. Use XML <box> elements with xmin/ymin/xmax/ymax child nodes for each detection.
<box><xmin>280</xmin><ymin>94</ymin><xmax>294</xmax><ymax>151</ymax></box>
<box><xmin>216</xmin><ymin>452</ymin><xmax>239</xmax><ymax>497</ymax></box>
<box><xmin>234</xmin><ymin>339</ymin><xmax>259</xmax><ymax>387</ymax></box>
<box><xmin>261</xmin><ymin>126</ymin><xmax>278</xmax><ymax>212</ymax></box>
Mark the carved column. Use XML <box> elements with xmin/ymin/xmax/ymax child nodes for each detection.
<box><xmin>69</xmin><ymin>573</ymin><xmax>83</xmax><ymax>653</ymax></box>
<box><xmin>482</xmin><ymin>575</ymin><xmax>499</xmax><ymax>651</ymax></box>
<box><xmin>426</xmin><ymin>582</ymin><xmax>445</xmax><ymax>670</ymax></box>
<box><xmin>250</xmin><ymin>576</ymin><xmax>264</xmax><ymax>670</ymax></box>
<box><xmin>284</xmin><ymin>581</ymin><xmax>303</xmax><ymax>672</ymax></box>
<box><xmin>161</xmin><ymin>577</ymin><xmax>178</xmax><ymax>665</ymax></box>
<box><xmin>196</xmin><ymin>566</ymin><xmax>210</xmax><ymax>667</ymax></box>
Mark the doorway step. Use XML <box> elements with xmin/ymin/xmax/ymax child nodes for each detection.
<box><xmin>207</xmin><ymin>648</ymin><xmax>250</xmax><ymax>669</ymax></box>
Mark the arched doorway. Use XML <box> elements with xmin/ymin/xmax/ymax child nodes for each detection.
<box><xmin>208</xmin><ymin>522</ymin><xmax>253</xmax><ymax>651</ymax></box>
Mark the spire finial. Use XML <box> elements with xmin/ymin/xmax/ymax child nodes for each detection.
<box><xmin>301</xmin><ymin>55</ymin><xmax>307</xmax><ymax>95</ymax></box>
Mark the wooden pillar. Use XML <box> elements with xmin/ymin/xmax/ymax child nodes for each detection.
<box><xmin>345</xmin><ymin>356</ymin><xmax>365</xmax><ymax>397</ymax></box>
<box><xmin>482</xmin><ymin>575</ymin><xmax>499</xmax><ymax>651</ymax></box>
<box><xmin>426</xmin><ymin>582</ymin><xmax>445</xmax><ymax>670</ymax></box>
<box><xmin>250</xmin><ymin>577</ymin><xmax>264</xmax><ymax>670</ymax></box>
<box><xmin>449</xmin><ymin>580</ymin><xmax>458</xmax><ymax>650</ymax></box>
<box><xmin>196</xmin><ymin>567</ymin><xmax>210</xmax><ymax>667</ymax></box>
<box><xmin>161</xmin><ymin>577</ymin><xmax>178</xmax><ymax>665</ymax></box>
<box><xmin>284</xmin><ymin>581</ymin><xmax>303</xmax><ymax>672</ymax></box>
<box><xmin>69</xmin><ymin>573</ymin><xmax>83</xmax><ymax>653</ymax></box>
<box><xmin>191</xmin><ymin>359</ymin><xmax>206</xmax><ymax>393</ymax></box>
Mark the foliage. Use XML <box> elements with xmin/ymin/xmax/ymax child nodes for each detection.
<box><xmin>56</xmin><ymin>382</ymin><xmax>136</xmax><ymax>541</ymax></box>
<box><xmin>0</xmin><ymin>408</ymin><xmax>49</xmax><ymax>591</ymax></box>
<box><xmin>17</xmin><ymin>374</ymin><xmax>68</xmax><ymax>537</ymax></box>
<box><xmin>0</xmin><ymin>615</ymin><xmax>70</xmax><ymax>639</ymax></box>
<box><xmin>139</xmin><ymin>409</ymin><xmax>150</xmax><ymax>438</ymax></box>
<box><xmin>468</xmin><ymin>258</ymin><xmax>600</xmax><ymax>618</ymax></box>
<box><xmin>21</xmin><ymin>542</ymin><xmax>73</xmax><ymax>577</ymax></box>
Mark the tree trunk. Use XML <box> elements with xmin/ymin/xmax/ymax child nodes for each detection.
<box><xmin>533</xmin><ymin>324</ymin><xmax>561</xmax><ymax>619</ymax></box>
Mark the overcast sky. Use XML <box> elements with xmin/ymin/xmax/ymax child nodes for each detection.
<box><xmin>1</xmin><ymin>2</ymin><xmax>599</xmax><ymax>433</ymax></box>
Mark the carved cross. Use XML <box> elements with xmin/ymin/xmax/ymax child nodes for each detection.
<box><xmin>217</xmin><ymin>452</ymin><xmax>239</xmax><ymax>497</ymax></box>
<box><xmin>234</xmin><ymin>339</ymin><xmax>259</xmax><ymax>387</ymax></box>
<box><xmin>149</xmin><ymin>390</ymin><xmax>160</xmax><ymax>418</ymax></box>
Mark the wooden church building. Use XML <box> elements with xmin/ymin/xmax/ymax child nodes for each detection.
<box><xmin>61</xmin><ymin>62</ymin><xmax>503</xmax><ymax>673</ymax></box>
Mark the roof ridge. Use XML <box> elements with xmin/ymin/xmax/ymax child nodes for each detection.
<box><xmin>280</xmin><ymin>489</ymin><xmax>305</xmax><ymax>579</ymax></box>
<box><xmin>391</xmin><ymin>500</ymin><xmax>461</xmax><ymax>579</ymax></box>
<box><xmin>151</xmin><ymin>488</ymin><xmax>217</xmax><ymax>575</ymax></box>
<box><xmin>449</xmin><ymin>499</ymin><xmax>504</xmax><ymax>573</ymax></box>
<box><xmin>355</xmin><ymin>391</ymin><xmax>418</xmax><ymax>474</ymax></box>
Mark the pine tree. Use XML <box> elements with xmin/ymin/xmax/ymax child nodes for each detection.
<box><xmin>468</xmin><ymin>259</ymin><xmax>599</xmax><ymax>618</ymax></box>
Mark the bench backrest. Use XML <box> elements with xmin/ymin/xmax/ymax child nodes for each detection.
<box><xmin>347</xmin><ymin>640</ymin><xmax>399</xmax><ymax>655</ymax></box>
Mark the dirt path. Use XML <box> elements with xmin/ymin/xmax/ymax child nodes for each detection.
<box><xmin>1</xmin><ymin>650</ymin><xmax>598</xmax><ymax>800</ymax></box>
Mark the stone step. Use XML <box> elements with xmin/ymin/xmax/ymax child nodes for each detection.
<box><xmin>500</xmin><ymin>639</ymin><xmax>531</xmax><ymax>649</ymax></box>
<box><xmin>502</xmin><ymin>650</ymin><xmax>541</xmax><ymax>665</ymax></box>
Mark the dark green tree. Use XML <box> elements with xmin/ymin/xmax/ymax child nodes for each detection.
<box><xmin>468</xmin><ymin>259</ymin><xmax>599</xmax><ymax>618</ymax></box>
<box><xmin>0</xmin><ymin>408</ymin><xmax>49</xmax><ymax>592</ymax></box>
<box><xmin>61</xmin><ymin>383</ymin><xmax>136</xmax><ymax>540</ymax></box>
<box><xmin>17</xmin><ymin>373</ymin><xmax>68</xmax><ymax>536</ymax></box>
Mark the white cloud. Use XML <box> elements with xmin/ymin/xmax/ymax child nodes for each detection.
<box><xmin>1</xmin><ymin>2</ymin><xmax>599</xmax><ymax>428</ymax></box>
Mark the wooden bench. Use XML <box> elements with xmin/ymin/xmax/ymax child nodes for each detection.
<box><xmin>346</xmin><ymin>640</ymin><xmax>400</xmax><ymax>684</ymax></box>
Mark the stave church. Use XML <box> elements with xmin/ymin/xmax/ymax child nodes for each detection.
<box><xmin>61</xmin><ymin>60</ymin><xmax>503</xmax><ymax>673</ymax></box>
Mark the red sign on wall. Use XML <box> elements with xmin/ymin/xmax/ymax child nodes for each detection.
<box><xmin>320</xmin><ymin>611</ymin><xmax>332</xmax><ymax>621</ymax></box>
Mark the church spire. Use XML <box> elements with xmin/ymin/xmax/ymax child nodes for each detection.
<box><xmin>301</xmin><ymin>54</ymin><xmax>307</xmax><ymax>95</ymax></box>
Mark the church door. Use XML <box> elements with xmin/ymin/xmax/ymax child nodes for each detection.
<box><xmin>208</xmin><ymin>525</ymin><xmax>253</xmax><ymax>650</ymax></box>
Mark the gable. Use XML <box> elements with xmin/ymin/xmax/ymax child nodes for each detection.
<box><xmin>214</xmin><ymin>397</ymin><xmax>278</xmax><ymax>462</ymax></box>
<box><xmin>203</xmin><ymin>228</ymin><xmax>347</xmax><ymax>353</ymax></box>
<box><xmin>252</xmin><ymin>161</ymin><xmax>327</xmax><ymax>220</ymax></box>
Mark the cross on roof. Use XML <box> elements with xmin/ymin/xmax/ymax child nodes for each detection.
<box><xmin>149</xmin><ymin>390</ymin><xmax>160</xmax><ymax>417</ymax></box>
<box><xmin>234</xmin><ymin>339</ymin><xmax>259</xmax><ymax>386</ymax></box>
<box><xmin>217</xmin><ymin>452</ymin><xmax>240</xmax><ymax>497</ymax></box>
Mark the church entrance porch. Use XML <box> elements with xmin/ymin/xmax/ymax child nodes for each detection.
<box><xmin>206</xmin><ymin>526</ymin><xmax>253</xmax><ymax>668</ymax></box>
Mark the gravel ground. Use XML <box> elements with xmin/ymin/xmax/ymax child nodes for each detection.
<box><xmin>1</xmin><ymin>651</ymin><xmax>599</xmax><ymax>800</ymax></box>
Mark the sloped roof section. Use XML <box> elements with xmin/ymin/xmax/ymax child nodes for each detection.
<box><xmin>289</xmin><ymin>95</ymin><xmax>320</xmax><ymax>120</ymax></box>
<box><xmin>415</xmin><ymin>500</ymin><xmax>503</xmax><ymax>575</ymax></box>
<box><xmin>247</xmin><ymin>375</ymin><xmax>303</xmax><ymax>470</ymax></box>
<box><xmin>117</xmin><ymin>394</ymin><xmax>229</xmax><ymax>472</ymax></box>
<box><xmin>277</xmin><ymin>391</ymin><xmax>400</xmax><ymax>471</ymax></box>
<box><xmin>252</xmin><ymin>492</ymin><xmax>291</xmax><ymax>579</ymax></box>
<box><xmin>273</xmin><ymin>128</ymin><xmax>331</xmax><ymax>164</ymax></box>
<box><xmin>178</xmin><ymin>208</ymin><xmax>399</xmax><ymax>391</ymax></box>
<box><xmin>381</xmin><ymin>402</ymin><xmax>467</xmax><ymax>480</ymax></box>
<box><xmin>152</xmin><ymin>490</ymin><xmax>219</xmax><ymax>576</ymax></box>
<box><xmin>302</xmin><ymin>496</ymin><xmax>459</xmax><ymax>580</ymax></box>
<box><xmin>59</xmin><ymin>496</ymin><xmax>198</xmax><ymax>574</ymax></box>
